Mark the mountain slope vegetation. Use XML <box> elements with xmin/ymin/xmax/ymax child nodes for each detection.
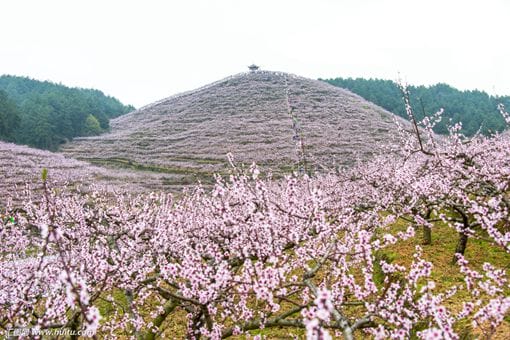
<box><xmin>0</xmin><ymin>90</ymin><xmax>20</xmax><ymax>142</ymax></box>
<box><xmin>322</xmin><ymin>77</ymin><xmax>510</xmax><ymax>136</ymax></box>
<box><xmin>61</xmin><ymin>71</ymin><xmax>412</xmax><ymax>185</ymax></box>
<box><xmin>0</xmin><ymin>75</ymin><xmax>134</xmax><ymax>150</ymax></box>
<box><xmin>0</xmin><ymin>140</ymin><xmax>181</xmax><ymax>207</ymax></box>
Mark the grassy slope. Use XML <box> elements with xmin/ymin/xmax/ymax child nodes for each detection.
<box><xmin>0</xmin><ymin>142</ymin><xmax>189</xmax><ymax>207</ymax></box>
<box><xmin>60</xmin><ymin>71</ymin><xmax>411</xmax><ymax>190</ymax></box>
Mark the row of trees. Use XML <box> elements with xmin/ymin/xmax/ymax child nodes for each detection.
<box><xmin>322</xmin><ymin>77</ymin><xmax>510</xmax><ymax>136</ymax></box>
<box><xmin>0</xmin><ymin>75</ymin><xmax>134</xmax><ymax>150</ymax></box>
<box><xmin>0</xmin><ymin>89</ymin><xmax>509</xmax><ymax>338</ymax></box>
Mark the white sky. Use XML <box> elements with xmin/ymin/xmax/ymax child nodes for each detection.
<box><xmin>1</xmin><ymin>0</ymin><xmax>509</xmax><ymax>107</ymax></box>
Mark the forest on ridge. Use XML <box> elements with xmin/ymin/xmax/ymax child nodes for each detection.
<box><xmin>322</xmin><ymin>77</ymin><xmax>510</xmax><ymax>136</ymax></box>
<box><xmin>0</xmin><ymin>75</ymin><xmax>134</xmax><ymax>150</ymax></box>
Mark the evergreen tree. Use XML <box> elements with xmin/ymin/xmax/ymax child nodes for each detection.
<box><xmin>0</xmin><ymin>90</ymin><xmax>20</xmax><ymax>142</ymax></box>
<box><xmin>0</xmin><ymin>75</ymin><xmax>134</xmax><ymax>149</ymax></box>
<box><xmin>83</xmin><ymin>114</ymin><xmax>102</xmax><ymax>136</ymax></box>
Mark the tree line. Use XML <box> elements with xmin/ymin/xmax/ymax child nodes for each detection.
<box><xmin>0</xmin><ymin>75</ymin><xmax>134</xmax><ymax>150</ymax></box>
<box><xmin>321</xmin><ymin>77</ymin><xmax>510</xmax><ymax>136</ymax></box>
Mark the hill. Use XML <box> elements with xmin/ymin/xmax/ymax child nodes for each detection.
<box><xmin>0</xmin><ymin>141</ymin><xmax>183</xmax><ymax>207</ymax></box>
<box><xmin>0</xmin><ymin>75</ymin><xmax>134</xmax><ymax>150</ymax></box>
<box><xmin>60</xmin><ymin>70</ymin><xmax>410</xmax><ymax>185</ymax></box>
<box><xmin>321</xmin><ymin>77</ymin><xmax>510</xmax><ymax>136</ymax></box>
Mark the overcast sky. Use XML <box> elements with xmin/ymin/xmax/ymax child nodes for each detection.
<box><xmin>1</xmin><ymin>0</ymin><xmax>509</xmax><ymax>107</ymax></box>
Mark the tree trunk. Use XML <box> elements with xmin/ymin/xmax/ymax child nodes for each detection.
<box><xmin>422</xmin><ymin>209</ymin><xmax>432</xmax><ymax>245</ymax></box>
<box><xmin>452</xmin><ymin>232</ymin><xmax>468</xmax><ymax>264</ymax></box>
<box><xmin>423</xmin><ymin>226</ymin><xmax>432</xmax><ymax>245</ymax></box>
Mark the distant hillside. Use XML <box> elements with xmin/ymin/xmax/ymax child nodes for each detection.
<box><xmin>0</xmin><ymin>75</ymin><xmax>134</xmax><ymax>150</ymax></box>
<box><xmin>322</xmin><ymin>77</ymin><xmax>510</xmax><ymax>136</ymax></box>
<box><xmin>61</xmin><ymin>70</ymin><xmax>411</xmax><ymax>187</ymax></box>
<box><xmin>0</xmin><ymin>90</ymin><xmax>20</xmax><ymax>142</ymax></box>
<box><xmin>0</xmin><ymin>140</ymin><xmax>180</xmax><ymax>207</ymax></box>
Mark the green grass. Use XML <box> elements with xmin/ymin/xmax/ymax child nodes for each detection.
<box><xmin>82</xmin><ymin>157</ymin><xmax>218</xmax><ymax>178</ymax></box>
<box><xmin>377</xmin><ymin>217</ymin><xmax>510</xmax><ymax>339</ymax></box>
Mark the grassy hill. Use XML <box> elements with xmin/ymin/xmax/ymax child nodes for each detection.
<box><xmin>60</xmin><ymin>70</ymin><xmax>411</xmax><ymax>186</ymax></box>
<box><xmin>0</xmin><ymin>141</ymin><xmax>187</xmax><ymax>207</ymax></box>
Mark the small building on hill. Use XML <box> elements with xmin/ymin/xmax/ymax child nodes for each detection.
<box><xmin>248</xmin><ymin>64</ymin><xmax>260</xmax><ymax>72</ymax></box>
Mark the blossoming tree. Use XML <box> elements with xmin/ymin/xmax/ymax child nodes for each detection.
<box><xmin>0</xmin><ymin>95</ymin><xmax>509</xmax><ymax>339</ymax></box>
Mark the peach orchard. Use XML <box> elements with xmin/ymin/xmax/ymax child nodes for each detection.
<box><xmin>1</xmin><ymin>93</ymin><xmax>509</xmax><ymax>339</ymax></box>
